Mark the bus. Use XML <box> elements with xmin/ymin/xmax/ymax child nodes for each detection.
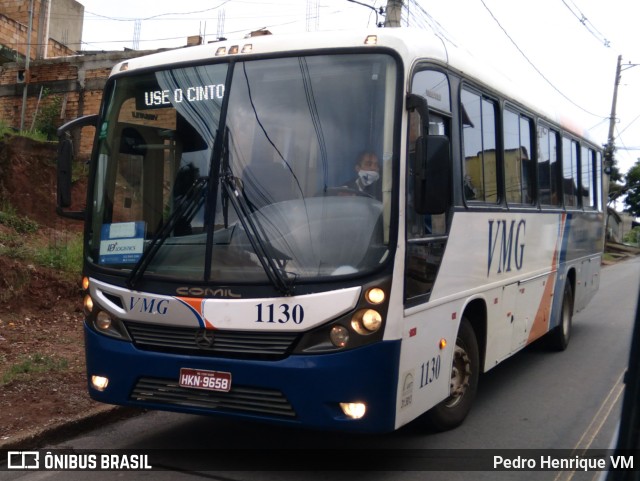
<box><xmin>56</xmin><ymin>28</ymin><xmax>604</xmax><ymax>433</ymax></box>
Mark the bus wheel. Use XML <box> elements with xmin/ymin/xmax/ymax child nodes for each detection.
<box><xmin>546</xmin><ymin>282</ymin><xmax>573</xmax><ymax>351</ymax></box>
<box><xmin>424</xmin><ymin>317</ymin><xmax>479</xmax><ymax>431</ymax></box>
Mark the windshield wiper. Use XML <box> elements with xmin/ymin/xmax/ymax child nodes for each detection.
<box><xmin>221</xmin><ymin>169</ymin><xmax>294</xmax><ymax>296</ymax></box>
<box><xmin>126</xmin><ymin>176</ymin><xmax>208</xmax><ymax>289</ymax></box>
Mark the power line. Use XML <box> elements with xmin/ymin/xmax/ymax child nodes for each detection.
<box><xmin>478</xmin><ymin>0</ymin><xmax>604</xmax><ymax>119</ymax></box>
<box><xmin>617</xmin><ymin>112</ymin><xmax>640</xmax><ymax>137</ymax></box>
<box><xmin>407</xmin><ymin>0</ymin><xmax>458</xmax><ymax>47</ymax></box>
<box><xmin>84</xmin><ymin>1</ymin><xmax>232</xmax><ymax>22</ymax></box>
<box><xmin>560</xmin><ymin>0</ymin><xmax>610</xmax><ymax>48</ymax></box>
<box><xmin>588</xmin><ymin>117</ymin><xmax>610</xmax><ymax>132</ymax></box>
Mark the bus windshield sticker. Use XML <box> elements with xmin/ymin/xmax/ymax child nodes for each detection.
<box><xmin>99</xmin><ymin>221</ymin><xmax>145</xmax><ymax>265</ymax></box>
<box><xmin>136</xmin><ymin>84</ymin><xmax>225</xmax><ymax>110</ymax></box>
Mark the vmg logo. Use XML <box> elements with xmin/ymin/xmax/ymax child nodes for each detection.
<box><xmin>129</xmin><ymin>297</ymin><xmax>169</xmax><ymax>315</ymax></box>
<box><xmin>487</xmin><ymin>219</ymin><xmax>526</xmax><ymax>276</ymax></box>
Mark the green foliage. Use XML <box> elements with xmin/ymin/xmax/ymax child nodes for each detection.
<box><xmin>0</xmin><ymin>119</ymin><xmax>16</xmax><ymax>137</ymax></box>
<box><xmin>34</xmin><ymin>235</ymin><xmax>83</xmax><ymax>274</ymax></box>
<box><xmin>0</xmin><ymin>203</ymin><xmax>39</xmax><ymax>233</ymax></box>
<box><xmin>0</xmin><ymin>119</ymin><xmax>49</xmax><ymax>142</ymax></box>
<box><xmin>33</xmin><ymin>90</ymin><xmax>63</xmax><ymax>141</ymax></box>
<box><xmin>0</xmin><ymin>90</ymin><xmax>62</xmax><ymax>142</ymax></box>
<box><xmin>0</xmin><ymin>230</ymin><xmax>82</xmax><ymax>278</ymax></box>
<box><xmin>623</xmin><ymin>160</ymin><xmax>640</xmax><ymax>218</ymax></box>
<box><xmin>0</xmin><ymin>200</ymin><xmax>82</xmax><ymax>277</ymax></box>
<box><xmin>1</xmin><ymin>353</ymin><xmax>69</xmax><ymax>385</ymax></box>
<box><xmin>623</xmin><ymin>226</ymin><xmax>640</xmax><ymax>246</ymax></box>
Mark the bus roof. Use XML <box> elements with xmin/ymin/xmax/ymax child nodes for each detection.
<box><xmin>111</xmin><ymin>28</ymin><xmax>596</xmax><ymax>145</ymax></box>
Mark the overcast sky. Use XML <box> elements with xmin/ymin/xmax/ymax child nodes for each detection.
<box><xmin>76</xmin><ymin>0</ymin><xmax>640</xmax><ymax>179</ymax></box>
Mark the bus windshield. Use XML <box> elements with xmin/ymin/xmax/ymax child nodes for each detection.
<box><xmin>88</xmin><ymin>53</ymin><xmax>397</xmax><ymax>285</ymax></box>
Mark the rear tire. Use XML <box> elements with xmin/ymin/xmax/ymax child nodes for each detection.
<box><xmin>546</xmin><ymin>281</ymin><xmax>573</xmax><ymax>351</ymax></box>
<box><xmin>423</xmin><ymin>317</ymin><xmax>479</xmax><ymax>431</ymax></box>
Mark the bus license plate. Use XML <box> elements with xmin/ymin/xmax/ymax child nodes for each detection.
<box><xmin>179</xmin><ymin>368</ymin><xmax>232</xmax><ymax>392</ymax></box>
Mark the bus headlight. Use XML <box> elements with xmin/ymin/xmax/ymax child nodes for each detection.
<box><xmin>330</xmin><ymin>325</ymin><xmax>349</xmax><ymax>348</ymax></box>
<box><xmin>365</xmin><ymin>287</ymin><xmax>385</xmax><ymax>305</ymax></box>
<box><xmin>83</xmin><ymin>295</ymin><xmax>94</xmax><ymax>316</ymax></box>
<box><xmin>91</xmin><ymin>375</ymin><xmax>109</xmax><ymax>391</ymax></box>
<box><xmin>95</xmin><ymin>311</ymin><xmax>112</xmax><ymax>330</ymax></box>
<box><xmin>89</xmin><ymin>309</ymin><xmax>130</xmax><ymax>341</ymax></box>
<box><xmin>351</xmin><ymin>309</ymin><xmax>382</xmax><ymax>335</ymax></box>
<box><xmin>340</xmin><ymin>402</ymin><xmax>367</xmax><ymax>419</ymax></box>
<box><xmin>293</xmin><ymin>279</ymin><xmax>390</xmax><ymax>354</ymax></box>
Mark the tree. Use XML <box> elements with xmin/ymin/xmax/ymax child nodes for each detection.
<box><xmin>623</xmin><ymin>160</ymin><xmax>640</xmax><ymax>218</ymax></box>
<box><xmin>623</xmin><ymin>226</ymin><xmax>640</xmax><ymax>245</ymax></box>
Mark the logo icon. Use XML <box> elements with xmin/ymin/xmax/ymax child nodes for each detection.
<box><xmin>194</xmin><ymin>329</ymin><xmax>216</xmax><ymax>349</ymax></box>
<box><xmin>8</xmin><ymin>451</ymin><xmax>39</xmax><ymax>469</ymax></box>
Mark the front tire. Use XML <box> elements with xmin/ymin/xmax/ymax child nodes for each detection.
<box><xmin>423</xmin><ymin>317</ymin><xmax>479</xmax><ymax>431</ymax></box>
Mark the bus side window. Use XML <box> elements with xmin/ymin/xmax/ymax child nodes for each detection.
<box><xmin>503</xmin><ymin>109</ymin><xmax>534</xmax><ymax>205</ymax></box>
<box><xmin>562</xmin><ymin>137</ymin><xmax>580</xmax><ymax>208</ymax></box>
<box><xmin>461</xmin><ymin>88</ymin><xmax>498</xmax><ymax>203</ymax></box>
<box><xmin>538</xmin><ymin>125</ymin><xmax>561</xmax><ymax>207</ymax></box>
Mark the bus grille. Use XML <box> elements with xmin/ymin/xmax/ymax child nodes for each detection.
<box><xmin>131</xmin><ymin>377</ymin><xmax>297</xmax><ymax>418</ymax></box>
<box><xmin>124</xmin><ymin>321</ymin><xmax>298</xmax><ymax>359</ymax></box>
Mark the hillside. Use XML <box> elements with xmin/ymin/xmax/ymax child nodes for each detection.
<box><xmin>0</xmin><ymin>134</ymin><xmax>98</xmax><ymax>447</ymax></box>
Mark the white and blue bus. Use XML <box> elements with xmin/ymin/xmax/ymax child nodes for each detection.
<box><xmin>57</xmin><ymin>28</ymin><xmax>604</xmax><ymax>432</ymax></box>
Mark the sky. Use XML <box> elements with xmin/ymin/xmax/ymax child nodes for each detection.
<box><xmin>75</xmin><ymin>0</ymin><xmax>640</xmax><ymax>182</ymax></box>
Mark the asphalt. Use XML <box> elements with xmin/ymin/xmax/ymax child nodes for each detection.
<box><xmin>0</xmin><ymin>405</ymin><xmax>142</xmax><ymax>451</ymax></box>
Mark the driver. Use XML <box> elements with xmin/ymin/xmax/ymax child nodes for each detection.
<box><xmin>343</xmin><ymin>151</ymin><xmax>382</xmax><ymax>199</ymax></box>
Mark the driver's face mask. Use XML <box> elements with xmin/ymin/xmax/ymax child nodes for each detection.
<box><xmin>358</xmin><ymin>170</ymin><xmax>380</xmax><ymax>186</ymax></box>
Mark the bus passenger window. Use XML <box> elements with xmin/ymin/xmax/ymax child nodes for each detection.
<box><xmin>538</xmin><ymin>125</ymin><xmax>561</xmax><ymax>207</ymax></box>
<box><xmin>461</xmin><ymin>88</ymin><xmax>498</xmax><ymax>203</ymax></box>
<box><xmin>562</xmin><ymin>137</ymin><xmax>579</xmax><ymax>208</ymax></box>
<box><xmin>503</xmin><ymin>109</ymin><xmax>534</xmax><ymax>205</ymax></box>
<box><xmin>581</xmin><ymin>146</ymin><xmax>593</xmax><ymax>209</ymax></box>
<box><xmin>594</xmin><ymin>151</ymin><xmax>603</xmax><ymax>211</ymax></box>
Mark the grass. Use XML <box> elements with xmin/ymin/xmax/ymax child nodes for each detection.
<box><xmin>0</xmin><ymin>120</ymin><xmax>50</xmax><ymax>143</ymax></box>
<box><xmin>0</xmin><ymin>231</ymin><xmax>83</xmax><ymax>277</ymax></box>
<box><xmin>1</xmin><ymin>353</ymin><xmax>69</xmax><ymax>386</ymax></box>
<box><xmin>0</xmin><ymin>203</ymin><xmax>39</xmax><ymax>234</ymax></box>
<box><xmin>34</xmin><ymin>236</ymin><xmax>83</xmax><ymax>274</ymax></box>
<box><xmin>0</xmin><ymin>200</ymin><xmax>83</xmax><ymax>278</ymax></box>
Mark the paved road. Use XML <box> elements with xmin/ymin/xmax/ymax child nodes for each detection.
<box><xmin>2</xmin><ymin>257</ymin><xmax>639</xmax><ymax>480</ymax></box>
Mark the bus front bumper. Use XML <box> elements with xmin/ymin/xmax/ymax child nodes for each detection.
<box><xmin>84</xmin><ymin>322</ymin><xmax>401</xmax><ymax>433</ymax></box>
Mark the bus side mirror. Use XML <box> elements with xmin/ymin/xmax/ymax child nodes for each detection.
<box><xmin>414</xmin><ymin>135</ymin><xmax>451</xmax><ymax>215</ymax></box>
<box><xmin>407</xmin><ymin>93</ymin><xmax>451</xmax><ymax>215</ymax></box>
<box><xmin>56</xmin><ymin>114</ymin><xmax>98</xmax><ymax>220</ymax></box>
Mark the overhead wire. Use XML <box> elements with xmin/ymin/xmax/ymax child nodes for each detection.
<box><xmin>477</xmin><ymin>0</ymin><xmax>605</xmax><ymax>119</ymax></box>
<box><xmin>406</xmin><ymin>0</ymin><xmax>458</xmax><ymax>47</ymax></box>
<box><xmin>560</xmin><ymin>0</ymin><xmax>610</xmax><ymax>48</ymax></box>
<box><xmin>617</xmin><ymin>113</ymin><xmax>640</xmax><ymax>138</ymax></box>
<box><xmin>84</xmin><ymin>0</ymin><xmax>232</xmax><ymax>22</ymax></box>
<box><xmin>79</xmin><ymin>1</ymin><xmax>328</xmax><ymax>47</ymax></box>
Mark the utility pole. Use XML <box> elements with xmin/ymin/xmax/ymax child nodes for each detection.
<box><xmin>604</xmin><ymin>55</ymin><xmax>622</xmax><ymax>179</ymax></box>
<box><xmin>384</xmin><ymin>0</ymin><xmax>403</xmax><ymax>28</ymax></box>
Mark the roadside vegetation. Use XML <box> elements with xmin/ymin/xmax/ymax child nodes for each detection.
<box><xmin>0</xmin><ymin>201</ymin><xmax>83</xmax><ymax>279</ymax></box>
<box><xmin>623</xmin><ymin>226</ymin><xmax>640</xmax><ymax>247</ymax></box>
<box><xmin>1</xmin><ymin>353</ymin><xmax>69</xmax><ymax>386</ymax></box>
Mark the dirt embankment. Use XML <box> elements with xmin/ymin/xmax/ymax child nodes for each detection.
<box><xmin>0</xmin><ymin>135</ymin><xmax>97</xmax><ymax>447</ymax></box>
